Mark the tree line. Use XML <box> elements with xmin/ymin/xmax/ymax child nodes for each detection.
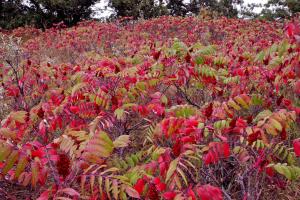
<box><xmin>1</xmin><ymin>0</ymin><xmax>300</xmax><ymax>30</ymax></box>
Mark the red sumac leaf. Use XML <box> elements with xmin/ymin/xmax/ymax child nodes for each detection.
<box><xmin>58</xmin><ymin>188</ymin><xmax>80</xmax><ymax>196</ymax></box>
<box><xmin>37</xmin><ymin>191</ymin><xmax>49</xmax><ymax>200</ymax></box>
<box><xmin>196</xmin><ymin>184</ymin><xmax>223</xmax><ymax>200</ymax></box>
<box><xmin>293</xmin><ymin>139</ymin><xmax>300</xmax><ymax>157</ymax></box>
<box><xmin>133</xmin><ymin>178</ymin><xmax>145</xmax><ymax>195</ymax></box>
<box><xmin>70</xmin><ymin>105</ymin><xmax>79</xmax><ymax>113</ymax></box>
<box><xmin>125</xmin><ymin>186</ymin><xmax>140</xmax><ymax>199</ymax></box>
<box><xmin>163</xmin><ymin>191</ymin><xmax>177</xmax><ymax>200</ymax></box>
<box><xmin>294</xmin><ymin>80</ymin><xmax>300</xmax><ymax>95</ymax></box>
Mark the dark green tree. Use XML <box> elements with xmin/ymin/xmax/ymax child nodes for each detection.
<box><xmin>0</xmin><ymin>0</ymin><xmax>31</xmax><ymax>29</ymax></box>
<box><xmin>216</xmin><ymin>0</ymin><xmax>243</xmax><ymax>18</ymax></box>
<box><xmin>166</xmin><ymin>0</ymin><xmax>188</xmax><ymax>16</ymax></box>
<box><xmin>188</xmin><ymin>0</ymin><xmax>242</xmax><ymax>18</ymax></box>
<box><xmin>1</xmin><ymin>0</ymin><xmax>100</xmax><ymax>29</ymax></box>
<box><xmin>239</xmin><ymin>3</ymin><xmax>261</xmax><ymax>18</ymax></box>
<box><xmin>188</xmin><ymin>0</ymin><xmax>218</xmax><ymax>15</ymax></box>
<box><xmin>31</xmin><ymin>0</ymin><xmax>99</xmax><ymax>27</ymax></box>
<box><xmin>109</xmin><ymin>0</ymin><xmax>167</xmax><ymax>19</ymax></box>
<box><xmin>260</xmin><ymin>0</ymin><xmax>300</xmax><ymax>19</ymax></box>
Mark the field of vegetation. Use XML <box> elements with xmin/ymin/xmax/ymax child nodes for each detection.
<box><xmin>0</xmin><ymin>16</ymin><xmax>299</xmax><ymax>199</ymax></box>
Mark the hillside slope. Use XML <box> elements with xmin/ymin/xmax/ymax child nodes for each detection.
<box><xmin>0</xmin><ymin>16</ymin><xmax>299</xmax><ymax>199</ymax></box>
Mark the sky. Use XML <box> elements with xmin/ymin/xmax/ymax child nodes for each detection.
<box><xmin>92</xmin><ymin>0</ymin><xmax>268</xmax><ymax>18</ymax></box>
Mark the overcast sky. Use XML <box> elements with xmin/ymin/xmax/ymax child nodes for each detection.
<box><xmin>92</xmin><ymin>0</ymin><xmax>268</xmax><ymax>18</ymax></box>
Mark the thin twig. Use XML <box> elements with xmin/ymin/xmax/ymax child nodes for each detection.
<box><xmin>0</xmin><ymin>187</ymin><xmax>16</xmax><ymax>200</ymax></box>
<box><xmin>126</xmin><ymin>119</ymin><xmax>149</xmax><ymax>133</ymax></box>
<box><xmin>222</xmin><ymin>187</ymin><xmax>233</xmax><ymax>200</ymax></box>
<box><xmin>174</xmin><ymin>84</ymin><xmax>201</xmax><ymax>108</ymax></box>
<box><xmin>5</xmin><ymin>60</ymin><xmax>24</xmax><ymax>96</ymax></box>
<box><xmin>45</xmin><ymin>148</ymin><xmax>61</xmax><ymax>186</ymax></box>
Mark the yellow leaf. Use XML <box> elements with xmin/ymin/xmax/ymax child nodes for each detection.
<box><xmin>14</xmin><ymin>156</ymin><xmax>28</xmax><ymax>179</ymax></box>
<box><xmin>105</xmin><ymin>178</ymin><xmax>111</xmax><ymax>199</ymax></box>
<box><xmin>54</xmin><ymin>197</ymin><xmax>73</xmax><ymax>200</ymax></box>
<box><xmin>254</xmin><ymin>110</ymin><xmax>272</xmax><ymax>123</ymax></box>
<box><xmin>100</xmin><ymin>167</ymin><xmax>119</xmax><ymax>176</ymax></box>
<box><xmin>161</xmin><ymin>95</ymin><xmax>168</xmax><ymax>105</ymax></box>
<box><xmin>10</xmin><ymin>111</ymin><xmax>28</xmax><ymax>124</ymax></box>
<box><xmin>113</xmin><ymin>135</ymin><xmax>130</xmax><ymax>148</ymax></box>
<box><xmin>0</xmin><ymin>144</ymin><xmax>12</xmax><ymax>162</ymax></box>
<box><xmin>136</xmin><ymin>82</ymin><xmax>146</xmax><ymax>91</ymax></box>
<box><xmin>114</xmin><ymin>108</ymin><xmax>125</xmax><ymax>120</ymax></box>
<box><xmin>240</xmin><ymin>94</ymin><xmax>251</xmax><ymax>105</ymax></box>
<box><xmin>85</xmin><ymin>131</ymin><xmax>114</xmax><ymax>158</ymax></box>
<box><xmin>82</xmin><ymin>152</ymin><xmax>104</xmax><ymax>164</ymax></box>
<box><xmin>71</xmin><ymin>83</ymin><xmax>86</xmax><ymax>96</ymax></box>
<box><xmin>269</xmin><ymin>118</ymin><xmax>282</xmax><ymax>132</ymax></box>
<box><xmin>0</xmin><ymin>128</ymin><xmax>16</xmax><ymax>140</ymax></box>
<box><xmin>112</xmin><ymin>179</ymin><xmax>119</xmax><ymax>200</ymax></box>
<box><xmin>176</xmin><ymin>167</ymin><xmax>188</xmax><ymax>186</ymax></box>
<box><xmin>264</xmin><ymin>124</ymin><xmax>278</xmax><ymax>136</ymax></box>
<box><xmin>2</xmin><ymin>150</ymin><xmax>19</xmax><ymax>175</ymax></box>
<box><xmin>166</xmin><ymin>158</ymin><xmax>179</xmax><ymax>183</ymax></box>
<box><xmin>223</xmin><ymin>102</ymin><xmax>234</xmax><ymax>117</ymax></box>
<box><xmin>85</xmin><ymin>144</ymin><xmax>111</xmax><ymax>158</ymax></box>
<box><xmin>31</xmin><ymin>160</ymin><xmax>39</xmax><ymax>187</ymax></box>
<box><xmin>174</xmin><ymin>174</ymin><xmax>182</xmax><ymax>189</ymax></box>
<box><xmin>234</xmin><ymin>96</ymin><xmax>249</xmax><ymax>109</ymax></box>
<box><xmin>227</xmin><ymin>99</ymin><xmax>241</xmax><ymax>111</ymax></box>
<box><xmin>174</xmin><ymin>193</ymin><xmax>185</xmax><ymax>200</ymax></box>
<box><xmin>98</xmin><ymin>176</ymin><xmax>103</xmax><ymax>196</ymax></box>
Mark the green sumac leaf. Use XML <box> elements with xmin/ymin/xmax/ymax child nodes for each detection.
<box><xmin>278</xmin><ymin>40</ymin><xmax>289</xmax><ymax>57</ymax></box>
<box><xmin>161</xmin><ymin>95</ymin><xmax>168</xmax><ymax>105</ymax></box>
<box><xmin>255</xmin><ymin>51</ymin><xmax>265</xmax><ymax>62</ymax></box>
<box><xmin>254</xmin><ymin>110</ymin><xmax>272</xmax><ymax>122</ymax></box>
<box><xmin>269</xmin><ymin>43</ymin><xmax>278</xmax><ymax>54</ymax></box>
<box><xmin>195</xmin><ymin>56</ymin><xmax>205</xmax><ymax>65</ymax></box>
<box><xmin>269</xmin><ymin>56</ymin><xmax>283</xmax><ymax>68</ymax></box>
<box><xmin>136</xmin><ymin>82</ymin><xmax>146</xmax><ymax>91</ymax></box>
<box><xmin>0</xmin><ymin>144</ymin><xmax>12</xmax><ymax>162</ymax></box>
<box><xmin>251</xmin><ymin>95</ymin><xmax>263</xmax><ymax>106</ymax></box>
<box><xmin>196</xmin><ymin>45</ymin><xmax>216</xmax><ymax>56</ymax></box>
<box><xmin>14</xmin><ymin>156</ymin><xmax>28</xmax><ymax>179</ymax></box>
<box><xmin>31</xmin><ymin>159</ymin><xmax>39</xmax><ymax>187</ymax></box>
<box><xmin>172</xmin><ymin>38</ymin><xmax>188</xmax><ymax>53</ymax></box>
<box><xmin>125</xmin><ymin>156</ymin><xmax>135</xmax><ymax>167</ymax></box>
<box><xmin>271</xmin><ymin>163</ymin><xmax>300</xmax><ymax>181</ymax></box>
<box><xmin>2</xmin><ymin>150</ymin><xmax>19</xmax><ymax>175</ymax></box>
<box><xmin>114</xmin><ymin>108</ymin><xmax>125</xmax><ymax>120</ymax></box>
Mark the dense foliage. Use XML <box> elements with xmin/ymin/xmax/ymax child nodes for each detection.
<box><xmin>0</xmin><ymin>16</ymin><xmax>300</xmax><ymax>199</ymax></box>
<box><xmin>2</xmin><ymin>0</ymin><xmax>300</xmax><ymax>30</ymax></box>
<box><xmin>261</xmin><ymin>0</ymin><xmax>300</xmax><ymax>19</ymax></box>
<box><xmin>1</xmin><ymin>0</ymin><xmax>98</xmax><ymax>29</ymax></box>
<box><xmin>1</xmin><ymin>0</ymin><xmax>242</xmax><ymax>29</ymax></box>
